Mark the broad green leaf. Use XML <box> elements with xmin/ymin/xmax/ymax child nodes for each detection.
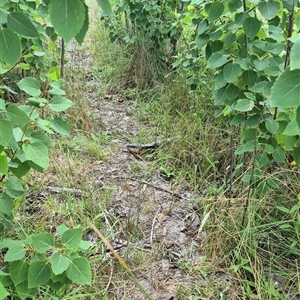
<box><xmin>49</xmin><ymin>88</ymin><xmax>66</xmax><ymax>96</ymax></box>
<box><xmin>47</xmin><ymin>67</ymin><xmax>60</xmax><ymax>81</ymax></box>
<box><xmin>61</xmin><ymin>228</ymin><xmax>82</xmax><ymax>248</ymax></box>
<box><xmin>197</xmin><ymin>19</ymin><xmax>208</xmax><ymax>35</ymax></box>
<box><xmin>0</xmin><ymin>282</ymin><xmax>9</xmax><ymax>300</ymax></box>
<box><xmin>293</xmin><ymin>146</ymin><xmax>300</xmax><ymax>165</ymax></box>
<box><xmin>32</xmin><ymin>233</ymin><xmax>53</xmax><ymax>253</ymax></box>
<box><xmin>0</xmin><ymin>194</ymin><xmax>13</xmax><ymax>215</ymax></box>
<box><xmin>10</xmin><ymin>160</ymin><xmax>31</xmax><ymax>178</ymax></box>
<box><xmin>223</xmin><ymin>63</ymin><xmax>241</xmax><ymax>82</ymax></box>
<box><xmin>0</xmin><ymin>28</ymin><xmax>21</xmax><ymax>65</ymax></box>
<box><xmin>75</xmin><ymin>3</ymin><xmax>89</xmax><ymax>45</ymax></box>
<box><xmin>224</xmin><ymin>32</ymin><xmax>236</xmax><ymax>45</ymax></box>
<box><xmin>245</xmin><ymin>115</ymin><xmax>260</xmax><ymax>127</ymax></box>
<box><xmin>255</xmin><ymin>153</ymin><xmax>269</xmax><ymax>168</ymax></box>
<box><xmin>297</xmin><ymin>106</ymin><xmax>300</xmax><ymax>130</ymax></box>
<box><xmin>243</xmin><ymin>17</ymin><xmax>261</xmax><ymax>39</ymax></box>
<box><xmin>79</xmin><ymin>240</ymin><xmax>91</xmax><ymax>250</ymax></box>
<box><xmin>284</xmin><ymin>135</ymin><xmax>297</xmax><ymax>150</ymax></box>
<box><xmin>272</xmin><ymin>146</ymin><xmax>285</xmax><ymax>163</ymax></box>
<box><xmin>30</xmin><ymin>131</ymin><xmax>51</xmax><ymax>148</ymax></box>
<box><xmin>264</xmin><ymin>65</ymin><xmax>280</xmax><ymax>77</ymax></box>
<box><xmin>17</xmin><ymin>77</ymin><xmax>41</xmax><ymax>96</ymax></box>
<box><xmin>49</xmin><ymin>117</ymin><xmax>69</xmax><ymax>136</ymax></box>
<box><xmin>51</xmin><ymin>252</ymin><xmax>70</xmax><ymax>275</ymax></box>
<box><xmin>22</xmin><ymin>142</ymin><xmax>49</xmax><ymax>169</ymax></box>
<box><xmin>283</xmin><ymin>119</ymin><xmax>299</xmax><ymax>136</ymax></box>
<box><xmin>4</xmin><ymin>244</ymin><xmax>26</xmax><ymax>262</ymax></box>
<box><xmin>269</xmin><ymin>69</ymin><xmax>300</xmax><ymax>108</ymax></box>
<box><xmin>49</xmin><ymin>96</ymin><xmax>74</xmax><ymax>112</ymax></box>
<box><xmin>265</xmin><ymin>119</ymin><xmax>279</xmax><ymax>135</ymax></box>
<box><xmin>236</xmin><ymin>57</ymin><xmax>251</xmax><ymax>70</ymax></box>
<box><xmin>49</xmin><ymin>0</ymin><xmax>85</xmax><ymax>43</ymax></box>
<box><xmin>28</xmin><ymin>261</ymin><xmax>51</xmax><ymax>288</ymax></box>
<box><xmin>234</xmin><ymin>99</ymin><xmax>254</xmax><ymax>112</ymax></box>
<box><xmin>95</xmin><ymin>0</ymin><xmax>112</xmax><ymax>15</ymax></box>
<box><xmin>230</xmin><ymin>114</ymin><xmax>245</xmax><ymax>126</ymax></box>
<box><xmin>6</xmin><ymin>176</ymin><xmax>24</xmax><ymax>198</ymax></box>
<box><xmin>250</xmin><ymin>81</ymin><xmax>269</xmax><ymax>93</ymax></box>
<box><xmin>242</xmin><ymin>70</ymin><xmax>257</xmax><ymax>87</ymax></box>
<box><xmin>214</xmin><ymin>72</ymin><xmax>227</xmax><ymax>89</ymax></box>
<box><xmin>9</xmin><ymin>261</ymin><xmax>29</xmax><ymax>285</ymax></box>
<box><xmin>225</xmin><ymin>84</ymin><xmax>239</xmax><ymax>100</ymax></box>
<box><xmin>28</xmin><ymin>97</ymin><xmax>47</xmax><ymax>108</ymax></box>
<box><xmin>66</xmin><ymin>257</ymin><xmax>91</xmax><ymax>285</ymax></box>
<box><xmin>0</xmin><ymin>152</ymin><xmax>8</xmax><ymax>175</ymax></box>
<box><xmin>15</xmin><ymin>281</ymin><xmax>37</xmax><ymax>300</ymax></box>
<box><xmin>0</xmin><ymin>119</ymin><xmax>13</xmax><ymax>147</ymax></box>
<box><xmin>7</xmin><ymin>12</ymin><xmax>39</xmax><ymax>38</ymax></box>
<box><xmin>206</xmin><ymin>2</ymin><xmax>224</xmax><ymax>22</ymax></box>
<box><xmin>296</xmin><ymin>12</ymin><xmax>300</xmax><ymax>29</ymax></box>
<box><xmin>196</xmin><ymin>34</ymin><xmax>210</xmax><ymax>48</ymax></box>
<box><xmin>228</xmin><ymin>0</ymin><xmax>242</xmax><ymax>12</ymax></box>
<box><xmin>57</xmin><ymin>224</ymin><xmax>69</xmax><ymax>236</ymax></box>
<box><xmin>6</xmin><ymin>104</ymin><xmax>30</xmax><ymax>125</ymax></box>
<box><xmin>207</xmin><ymin>52</ymin><xmax>229</xmax><ymax>68</ymax></box>
<box><xmin>235</xmin><ymin>140</ymin><xmax>257</xmax><ymax>155</ymax></box>
<box><xmin>265</xmin><ymin>144</ymin><xmax>274</xmax><ymax>154</ymax></box>
<box><xmin>36</xmin><ymin>118</ymin><xmax>54</xmax><ymax>134</ymax></box>
<box><xmin>258</xmin><ymin>1</ymin><xmax>280</xmax><ymax>20</ymax></box>
<box><xmin>290</xmin><ymin>41</ymin><xmax>300</xmax><ymax>70</ymax></box>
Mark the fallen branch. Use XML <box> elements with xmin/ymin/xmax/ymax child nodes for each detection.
<box><xmin>88</xmin><ymin>219</ymin><xmax>153</xmax><ymax>300</ymax></box>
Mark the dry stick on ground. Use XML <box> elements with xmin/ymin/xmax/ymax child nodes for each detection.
<box><xmin>88</xmin><ymin>220</ymin><xmax>154</xmax><ymax>300</ymax></box>
<box><xmin>115</xmin><ymin>176</ymin><xmax>191</xmax><ymax>201</ymax></box>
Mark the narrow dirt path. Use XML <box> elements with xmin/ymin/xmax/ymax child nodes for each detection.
<box><xmin>88</xmin><ymin>83</ymin><xmax>205</xmax><ymax>300</ymax></box>
<box><xmin>64</xmin><ymin>41</ymin><xmax>212</xmax><ymax>299</ymax></box>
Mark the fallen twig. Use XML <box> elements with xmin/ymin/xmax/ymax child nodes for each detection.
<box><xmin>88</xmin><ymin>219</ymin><xmax>153</xmax><ymax>300</ymax></box>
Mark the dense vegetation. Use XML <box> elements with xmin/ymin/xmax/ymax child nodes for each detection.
<box><xmin>0</xmin><ymin>0</ymin><xmax>300</xmax><ymax>299</ymax></box>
